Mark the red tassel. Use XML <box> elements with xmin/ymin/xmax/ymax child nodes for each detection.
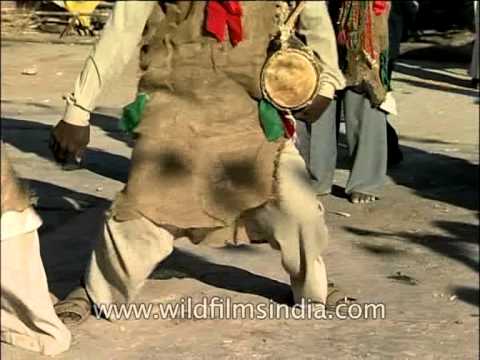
<box><xmin>337</xmin><ymin>30</ymin><xmax>348</xmax><ymax>46</ymax></box>
<box><xmin>226</xmin><ymin>8</ymin><xmax>243</xmax><ymax>46</ymax></box>
<box><xmin>373</xmin><ymin>0</ymin><xmax>389</xmax><ymax>16</ymax></box>
<box><xmin>281</xmin><ymin>113</ymin><xmax>296</xmax><ymax>139</ymax></box>
<box><xmin>205</xmin><ymin>1</ymin><xmax>243</xmax><ymax>46</ymax></box>
<box><xmin>224</xmin><ymin>1</ymin><xmax>242</xmax><ymax>15</ymax></box>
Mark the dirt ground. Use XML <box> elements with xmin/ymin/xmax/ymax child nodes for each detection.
<box><xmin>0</xmin><ymin>33</ymin><xmax>479</xmax><ymax>359</ymax></box>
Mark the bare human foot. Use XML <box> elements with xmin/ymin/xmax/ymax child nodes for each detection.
<box><xmin>350</xmin><ymin>192</ymin><xmax>378</xmax><ymax>204</ymax></box>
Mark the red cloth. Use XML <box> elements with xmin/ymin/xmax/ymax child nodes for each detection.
<box><xmin>205</xmin><ymin>1</ymin><xmax>243</xmax><ymax>46</ymax></box>
<box><xmin>281</xmin><ymin>114</ymin><xmax>296</xmax><ymax>139</ymax></box>
<box><xmin>373</xmin><ymin>0</ymin><xmax>389</xmax><ymax>16</ymax></box>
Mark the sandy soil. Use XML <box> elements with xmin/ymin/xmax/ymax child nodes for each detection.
<box><xmin>1</xmin><ymin>34</ymin><xmax>478</xmax><ymax>360</ymax></box>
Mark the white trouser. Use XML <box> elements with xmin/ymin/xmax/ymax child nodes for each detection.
<box><xmin>1</xmin><ymin>208</ymin><xmax>71</xmax><ymax>355</ymax></box>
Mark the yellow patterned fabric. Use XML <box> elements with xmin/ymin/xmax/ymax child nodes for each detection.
<box><xmin>63</xmin><ymin>1</ymin><xmax>101</xmax><ymax>28</ymax></box>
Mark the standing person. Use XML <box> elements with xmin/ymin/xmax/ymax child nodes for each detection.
<box><xmin>386</xmin><ymin>0</ymin><xmax>419</xmax><ymax>167</ymax></box>
<box><xmin>1</xmin><ymin>144</ymin><xmax>71</xmax><ymax>355</ymax></box>
<box><xmin>469</xmin><ymin>0</ymin><xmax>479</xmax><ymax>88</ymax></box>
<box><xmin>297</xmin><ymin>0</ymin><xmax>392</xmax><ymax>204</ymax></box>
<box><xmin>388</xmin><ymin>0</ymin><xmax>418</xmax><ymax>82</ymax></box>
<box><xmin>49</xmin><ymin>1</ymin><xmax>346</xmax><ymax>324</ymax></box>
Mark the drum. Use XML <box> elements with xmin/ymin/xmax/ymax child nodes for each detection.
<box><xmin>261</xmin><ymin>41</ymin><xmax>320</xmax><ymax>111</ymax></box>
<box><xmin>260</xmin><ymin>1</ymin><xmax>321</xmax><ymax>111</ymax></box>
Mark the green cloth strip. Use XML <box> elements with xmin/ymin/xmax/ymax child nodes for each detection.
<box><xmin>119</xmin><ymin>93</ymin><xmax>150</xmax><ymax>134</ymax></box>
<box><xmin>259</xmin><ymin>99</ymin><xmax>284</xmax><ymax>142</ymax></box>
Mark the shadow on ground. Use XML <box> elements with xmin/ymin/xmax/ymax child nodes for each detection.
<box><xmin>346</xmin><ymin>220</ymin><xmax>479</xmax><ymax>272</ymax></box>
<box><xmin>89</xmin><ymin>112</ymin><xmax>134</xmax><ymax>147</ymax></box>
<box><xmin>26</xmin><ymin>179</ymin><xmax>107</xmax><ymax>235</ymax></box>
<box><xmin>451</xmin><ymin>286</ymin><xmax>480</xmax><ymax>307</ymax></box>
<box><xmin>1</xmin><ymin>99</ymin><xmax>135</xmax><ymax>146</ymax></box>
<box><xmin>336</xmin><ymin>131</ymin><xmax>478</xmax><ymax>212</ymax></box>
<box><xmin>344</xmin><ymin>220</ymin><xmax>479</xmax><ymax>306</ymax></box>
<box><xmin>400</xmin><ymin>40</ymin><xmax>474</xmax><ymax>63</ymax></box>
<box><xmin>388</xmin><ymin>143</ymin><xmax>478</xmax><ymax>211</ymax></box>
<box><xmin>1</xmin><ymin>116</ymin><xmax>130</xmax><ymax>182</ymax></box>
<box><xmin>394</xmin><ymin>61</ymin><xmax>474</xmax><ymax>90</ymax></box>
<box><xmin>394</xmin><ymin>77</ymin><xmax>477</xmax><ymax>97</ymax></box>
<box><xmin>152</xmin><ymin>248</ymin><xmax>293</xmax><ymax>305</ymax></box>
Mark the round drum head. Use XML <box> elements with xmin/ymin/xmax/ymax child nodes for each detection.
<box><xmin>261</xmin><ymin>49</ymin><xmax>319</xmax><ymax>110</ymax></box>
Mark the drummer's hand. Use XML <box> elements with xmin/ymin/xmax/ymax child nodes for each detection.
<box><xmin>49</xmin><ymin>120</ymin><xmax>90</xmax><ymax>165</ymax></box>
<box><xmin>293</xmin><ymin>95</ymin><xmax>331</xmax><ymax>124</ymax></box>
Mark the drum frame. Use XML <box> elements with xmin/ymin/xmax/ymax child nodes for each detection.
<box><xmin>261</xmin><ymin>46</ymin><xmax>321</xmax><ymax>111</ymax></box>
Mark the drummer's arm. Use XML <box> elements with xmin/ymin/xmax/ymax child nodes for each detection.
<box><xmin>63</xmin><ymin>1</ymin><xmax>158</xmax><ymax>126</ymax></box>
<box><xmin>298</xmin><ymin>1</ymin><xmax>346</xmax><ymax>99</ymax></box>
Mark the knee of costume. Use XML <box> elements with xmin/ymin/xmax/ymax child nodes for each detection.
<box><xmin>85</xmin><ymin>214</ymin><xmax>175</xmax><ymax>306</ymax></box>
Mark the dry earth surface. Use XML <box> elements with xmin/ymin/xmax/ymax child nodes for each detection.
<box><xmin>1</xmin><ymin>32</ymin><xmax>479</xmax><ymax>359</ymax></box>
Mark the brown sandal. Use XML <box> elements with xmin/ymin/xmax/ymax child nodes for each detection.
<box><xmin>325</xmin><ymin>286</ymin><xmax>357</xmax><ymax>312</ymax></box>
<box><xmin>54</xmin><ymin>287</ymin><xmax>92</xmax><ymax>326</ymax></box>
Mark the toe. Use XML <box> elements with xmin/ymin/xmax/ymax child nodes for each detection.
<box><xmin>351</xmin><ymin>192</ymin><xmax>378</xmax><ymax>204</ymax></box>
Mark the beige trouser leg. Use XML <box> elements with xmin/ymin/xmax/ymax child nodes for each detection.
<box><xmin>85</xmin><ymin>215</ymin><xmax>174</xmax><ymax>306</ymax></box>
<box><xmin>250</xmin><ymin>140</ymin><xmax>329</xmax><ymax>304</ymax></box>
<box><xmin>1</xmin><ymin>231</ymin><xmax>71</xmax><ymax>355</ymax></box>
